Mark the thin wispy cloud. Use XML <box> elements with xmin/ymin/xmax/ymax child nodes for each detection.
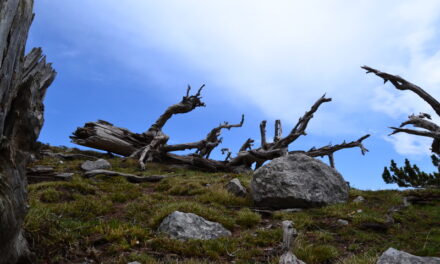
<box><xmin>65</xmin><ymin>1</ymin><xmax>440</xmax><ymax>127</ymax></box>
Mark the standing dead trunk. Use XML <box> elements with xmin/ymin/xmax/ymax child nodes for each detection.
<box><xmin>0</xmin><ymin>1</ymin><xmax>56</xmax><ymax>263</ymax></box>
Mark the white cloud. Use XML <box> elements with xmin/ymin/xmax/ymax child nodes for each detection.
<box><xmin>384</xmin><ymin>133</ymin><xmax>432</xmax><ymax>156</ymax></box>
<box><xmin>42</xmin><ymin>0</ymin><xmax>440</xmax><ymax>153</ymax></box>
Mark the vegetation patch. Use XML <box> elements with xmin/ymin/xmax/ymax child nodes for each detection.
<box><xmin>24</xmin><ymin>147</ymin><xmax>440</xmax><ymax>263</ymax></box>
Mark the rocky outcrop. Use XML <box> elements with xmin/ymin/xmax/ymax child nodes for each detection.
<box><xmin>376</xmin><ymin>248</ymin><xmax>440</xmax><ymax>264</ymax></box>
<box><xmin>26</xmin><ymin>166</ymin><xmax>73</xmax><ymax>183</ymax></box>
<box><xmin>225</xmin><ymin>178</ymin><xmax>247</xmax><ymax>197</ymax></box>
<box><xmin>251</xmin><ymin>153</ymin><xmax>349</xmax><ymax>209</ymax></box>
<box><xmin>158</xmin><ymin>211</ymin><xmax>231</xmax><ymax>240</ymax></box>
<box><xmin>81</xmin><ymin>159</ymin><xmax>111</xmax><ymax>171</ymax></box>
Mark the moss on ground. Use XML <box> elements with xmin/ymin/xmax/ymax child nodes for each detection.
<box><xmin>25</xmin><ymin>147</ymin><xmax>440</xmax><ymax>263</ymax></box>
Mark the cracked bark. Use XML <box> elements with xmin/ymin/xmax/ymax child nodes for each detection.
<box><xmin>72</xmin><ymin>91</ymin><xmax>369</xmax><ymax>172</ymax></box>
<box><xmin>0</xmin><ymin>1</ymin><xmax>56</xmax><ymax>263</ymax></box>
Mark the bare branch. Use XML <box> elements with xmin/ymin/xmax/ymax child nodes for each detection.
<box><xmin>138</xmin><ymin>131</ymin><xmax>169</xmax><ymax>170</ymax></box>
<box><xmin>149</xmin><ymin>85</ymin><xmax>206</xmax><ymax>131</ymax></box>
<box><xmin>400</xmin><ymin>114</ymin><xmax>440</xmax><ymax>132</ymax></box>
<box><xmin>274</xmin><ymin>94</ymin><xmax>332</xmax><ymax>149</ymax></box>
<box><xmin>362</xmin><ymin>66</ymin><xmax>440</xmax><ymax>117</ymax></box>
<box><xmin>300</xmin><ymin>134</ymin><xmax>371</xmax><ymax>157</ymax></box>
<box><xmin>328</xmin><ymin>154</ymin><xmax>335</xmax><ymax>168</ymax></box>
<box><xmin>196</xmin><ymin>84</ymin><xmax>205</xmax><ymax>96</ymax></box>
<box><xmin>197</xmin><ymin>115</ymin><xmax>245</xmax><ymax>158</ymax></box>
<box><xmin>221</xmin><ymin>148</ymin><xmax>232</xmax><ymax>161</ymax></box>
<box><xmin>239</xmin><ymin>138</ymin><xmax>254</xmax><ymax>152</ymax></box>
<box><xmin>274</xmin><ymin>120</ymin><xmax>282</xmax><ymax>143</ymax></box>
<box><xmin>389</xmin><ymin>127</ymin><xmax>440</xmax><ymax>138</ymax></box>
<box><xmin>260</xmin><ymin>120</ymin><xmax>268</xmax><ymax>149</ymax></box>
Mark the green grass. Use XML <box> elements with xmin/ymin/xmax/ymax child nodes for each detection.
<box><xmin>24</xmin><ymin>146</ymin><xmax>440</xmax><ymax>263</ymax></box>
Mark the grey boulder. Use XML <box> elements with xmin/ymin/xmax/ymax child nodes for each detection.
<box><xmin>353</xmin><ymin>196</ymin><xmax>365</xmax><ymax>203</ymax></box>
<box><xmin>158</xmin><ymin>211</ymin><xmax>231</xmax><ymax>240</ymax></box>
<box><xmin>81</xmin><ymin>159</ymin><xmax>111</xmax><ymax>171</ymax></box>
<box><xmin>225</xmin><ymin>178</ymin><xmax>247</xmax><ymax>197</ymax></box>
<box><xmin>251</xmin><ymin>153</ymin><xmax>349</xmax><ymax>209</ymax></box>
<box><xmin>377</xmin><ymin>248</ymin><xmax>440</xmax><ymax>264</ymax></box>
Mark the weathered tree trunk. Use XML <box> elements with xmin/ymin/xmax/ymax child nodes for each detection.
<box><xmin>72</xmin><ymin>90</ymin><xmax>369</xmax><ymax>172</ymax></box>
<box><xmin>0</xmin><ymin>1</ymin><xmax>56</xmax><ymax>263</ymax></box>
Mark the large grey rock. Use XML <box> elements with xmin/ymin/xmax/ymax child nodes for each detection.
<box><xmin>251</xmin><ymin>153</ymin><xmax>349</xmax><ymax>209</ymax></box>
<box><xmin>225</xmin><ymin>178</ymin><xmax>247</xmax><ymax>197</ymax></box>
<box><xmin>158</xmin><ymin>211</ymin><xmax>231</xmax><ymax>240</ymax></box>
<box><xmin>377</xmin><ymin>248</ymin><xmax>440</xmax><ymax>264</ymax></box>
<box><xmin>81</xmin><ymin>159</ymin><xmax>111</xmax><ymax>171</ymax></box>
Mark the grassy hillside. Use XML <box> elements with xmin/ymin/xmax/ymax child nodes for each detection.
<box><xmin>25</xmin><ymin>147</ymin><xmax>440</xmax><ymax>264</ymax></box>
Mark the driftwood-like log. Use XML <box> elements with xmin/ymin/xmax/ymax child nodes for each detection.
<box><xmin>363</xmin><ymin>66</ymin><xmax>440</xmax><ymax>154</ymax></box>
<box><xmin>0</xmin><ymin>1</ymin><xmax>56</xmax><ymax>263</ymax></box>
<box><xmin>72</xmin><ymin>120</ymin><xmax>148</xmax><ymax>156</ymax></box>
<box><xmin>72</xmin><ymin>91</ymin><xmax>370</xmax><ymax>172</ymax></box>
<box><xmin>83</xmin><ymin>169</ymin><xmax>168</xmax><ymax>183</ymax></box>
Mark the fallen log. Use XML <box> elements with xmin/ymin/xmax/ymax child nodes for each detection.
<box><xmin>83</xmin><ymin>169</ymin><xmax>168</xmax><ymax>183</ymax></box>
<box><xmin>72</xmin><ymin>85</ymin><xmax>370</xmax><ymax>171</ymax></box>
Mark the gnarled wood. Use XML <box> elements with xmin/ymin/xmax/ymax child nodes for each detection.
<box><xmin>0</xmin><ymin>1</ymin><xmax>56</xmax><ymax>263</ymax></box>
<box><xmin>363</xmin><ymin>66</ymin><xmax>440</xmax><ymax>154</ymax></box>
<box><xmin>72</xmin><ymin>92</ymin><xmax>370</xmax><ymax>172</ymax></box>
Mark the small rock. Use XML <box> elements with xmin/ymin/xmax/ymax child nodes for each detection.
<box><xmin>27</xmin><ymin>165</ymin><xmax>54</xmax><ymax>174</ymax></box>
<box><xmin>158</xmin><ymin>211</ymin><xmax>231</xmax><ymax>240</ymax></box>
<box><xmin>402</xmin><ymin>196</ymin><xmax>411</xmax><ymax>207</ymax></box>
<box><xmin>127</xmin><ymin>262</ymin><xmax>141</xmax><ymax>264</ymax></box>
<box><xmin>337</xmin><ymin>219</ymin><xmax>349</xmax><ymax>226</ymax></box>
<box><xmin>54</xmin><ymin>173</ymin><xmax>74</xmax><ymax>181</ymax></box>
<box><xmin>356</xmin><ymin>209</ymin><xmax>363</xmax><ymax>213</ymax></box>
<box><xmin>225</xmin><ymin>178</ymin><xmax>247</xmax><ymax>197</ymax></box>
<box><xmin>81</xmin><ymin>159</ymin><xmax>111</xmax><ymax>171</ymax></box>
<box><xmin>385</xmin><ymin>214</ymin><xmax>395</xmax><ymax>225</ymax></box>
<box><xmin>376</xmin><ymin>248</ymin><xmax>440</xmax><ymax>264</ymax></box>
<box><xmin>353</xmin><ymin>196</ymin><xmax>365</xmax><ymax>203</ymax></box>
<box><xmin>279</xmin><ymin>208</ymin><xmax>303</xmax><ymax>213</ymax></box>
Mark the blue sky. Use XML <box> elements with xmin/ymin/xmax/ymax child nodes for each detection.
<box><xmin>27</xmin><ymin>1</ymin><xmax>440</xmax><ymax>190</ymax></box>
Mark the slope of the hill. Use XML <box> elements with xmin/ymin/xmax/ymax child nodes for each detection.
<box><xmin>25</xmin><ymin>146</ymin><xmax>440</xmax><ymax>264</ymax></box>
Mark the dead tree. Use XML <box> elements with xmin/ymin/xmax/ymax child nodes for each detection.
<box><xmin>362</xmin><ymin>66</ymin><xmax>440</xmax><ymax>154</ymax></box>
<box><xmin>72</xmin><ymin>86</ymin><xmax>369</xmax><ymax>172</ymax></box>
<box><xmin>0</xmin><ymin>1</ymin><xmax>56</xmax><ymax>263</ymax></box>
<box><xmin>363</xmin><ymin>66</ymin><xmax>440</xmax><ymax>188</ymax></box>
